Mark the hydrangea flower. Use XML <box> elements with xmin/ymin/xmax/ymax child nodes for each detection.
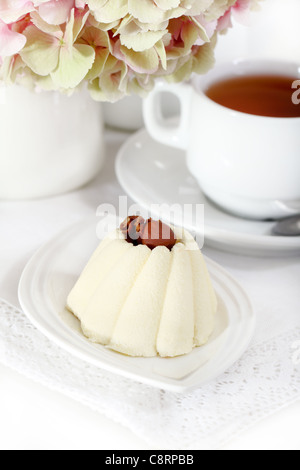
<box><xmin>0</xmin><ymin>0</ymin><xmax>260</xmax><ymax>101</ymax></box>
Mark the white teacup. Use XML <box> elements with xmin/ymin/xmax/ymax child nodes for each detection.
<box><xmin>144</xmin><ymin>60</ymin><xmax>300</xmax><ymax>220</ymax></box>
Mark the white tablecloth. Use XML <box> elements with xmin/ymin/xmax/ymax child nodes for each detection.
<box><xmin>0</xmin><ymin>129</ymin><xmax>299</xmax><ymax>450</ymax></box>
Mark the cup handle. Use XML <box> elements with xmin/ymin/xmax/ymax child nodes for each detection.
<box><xmin>143</xmin><ymin>81</ymin><xmax>192</xmax><ymax>151</ymax></box>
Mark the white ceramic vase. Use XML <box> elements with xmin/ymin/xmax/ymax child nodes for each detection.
<box><xmin>0</xmin><ymin>85</ymin><xmax>105</xmax><ymax>200</ymax></box>
<box><xmin>103</xmin><ymin>93</ymin><xmax>180</xmax><ymax>132</ymax></box>
<box><xmin>103</xmin><ymin>95</ymin><xmax>144</xmax><ymax>131</ymax></box>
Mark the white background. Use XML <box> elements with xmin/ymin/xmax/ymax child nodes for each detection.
<box><xmin>0</xmin><ymin>0</ymin><xmax>300</xmax><ymax>450</ymax></box>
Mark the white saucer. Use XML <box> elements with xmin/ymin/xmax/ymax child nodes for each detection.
<box><xmin>18</xmin><ymin>218</ymin><xmax>255</xmax><ymax>393</ymax></box>
<box><xmin>116</xmin><ymin>128</ymin><xmax>300</xmax><ymax>257</ymax></box>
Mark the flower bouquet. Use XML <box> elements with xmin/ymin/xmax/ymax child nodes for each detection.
<box><xmin>0</xmin><ymin>0</ymin><xmax>260</xmax><ymax>102</ymax></box>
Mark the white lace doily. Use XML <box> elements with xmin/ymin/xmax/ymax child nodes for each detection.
<box><xmin>0</xmin><ymin>298</ymin><xmax>299</xmax><ymax>450</ymax></box>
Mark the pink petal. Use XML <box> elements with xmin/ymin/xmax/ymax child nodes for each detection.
<box><xmin>232</xmin><ymin>0</ymin><xmax>252</xmax><ymax>25</ymax></box>
<box><xmin>194</xmin><ymin>14</ymin><xmax>218</xmax><ymax>46</ymax></box>
<box><xmin>0</xmin><ymin>0</ymin><xmax>34</xmax><ymax>23</ymax></box>
<box><xmin>38</xmin><ymin>0</ymin><xmax>75</xmax><ymax>25</ymax></box>
<box><xmin>217</xmin><ymin>10</ymin><xmax>233</xmax><ymax>32</ymax></box>
<box><xmin>0</xmin><ymin>20</ymin><xmax>26</xmax><ymax>57</ymax></box>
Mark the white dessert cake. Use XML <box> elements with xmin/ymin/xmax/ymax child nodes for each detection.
<box><xmin>67</xmin><ymin>217</ymin><xmax>217</xmax><ymax>357</ymax></box>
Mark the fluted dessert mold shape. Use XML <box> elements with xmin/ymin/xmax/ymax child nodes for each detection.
<box><xmin>67</xmin><ymin>225</ymin><xmax>217</xmax><ymax>358</ymax></box>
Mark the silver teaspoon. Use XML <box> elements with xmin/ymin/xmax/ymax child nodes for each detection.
<box><xmin>272</xmin><ymin>215</ymin><xmax>300</xmax><ymax>237</ymax></box>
